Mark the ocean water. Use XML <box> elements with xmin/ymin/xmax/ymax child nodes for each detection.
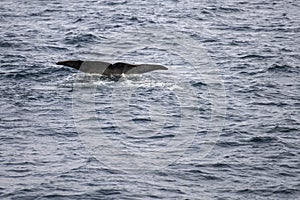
<box><xmin>1</xmin><ymin>0</ymin><xmax>299</xmax><ymax>199</ymax></box>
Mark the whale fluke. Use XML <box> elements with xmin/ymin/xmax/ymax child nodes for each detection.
<box><xmin>56</xmin><ymin>60</ymin><xmax>168</xmax><ymax>75</ymax></box>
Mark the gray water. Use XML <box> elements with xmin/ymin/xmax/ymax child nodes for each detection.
<box><xmin>1</xmin><ymin>0</ymin><xmax>299</xmax><ymax>199</ymax></box>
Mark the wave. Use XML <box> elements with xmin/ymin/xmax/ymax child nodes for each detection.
<box><xmin>267</xmin><ymin>64</ymin><xmax>298</xmax><ymax>73</ymax></box>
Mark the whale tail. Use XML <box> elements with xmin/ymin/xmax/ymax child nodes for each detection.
<box><xmin>126</xmin><ymin>64</ymin><xmax>168</xmax><ymax>74</ymax></box>
<box><xmin>56</xmin><ymin>60</ymin><xmax>83</xmax><ymax>70</ymax></box>
<box><xmin>56</xmin><ymin>60</ymin><xmax>168</xmax><ymax>75</ymax></box>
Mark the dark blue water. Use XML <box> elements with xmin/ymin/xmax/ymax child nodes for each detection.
<box><xmin>1</xmin><ymin>0</ymin><xmax>299</xmax><ymax>199</ymax></box>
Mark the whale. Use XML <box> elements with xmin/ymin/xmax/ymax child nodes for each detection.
<box><xmin>56</xmin><ymin>60</ymin><xmax>168</xmax><ymax>75</ymax></box>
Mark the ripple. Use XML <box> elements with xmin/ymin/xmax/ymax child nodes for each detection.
<box><xmin>267</xmin><ymin>64</ymin><xmax>298</xmax><ymax>73</ymax></box>
<box><xmin>63</xmin><ymin>33</ymin><xmax>105</xmax><ymax>45</ymax></box>
<box><xmin>247</xmin><ymin>136</ymin><xmax>278</xmax><ymax>143</ymax></box>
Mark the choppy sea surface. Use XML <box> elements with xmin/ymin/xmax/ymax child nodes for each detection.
<box><xmin>1</xmin><ymin>0</ymin><xmax>299</xmax><ymax>199</ymax></box>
